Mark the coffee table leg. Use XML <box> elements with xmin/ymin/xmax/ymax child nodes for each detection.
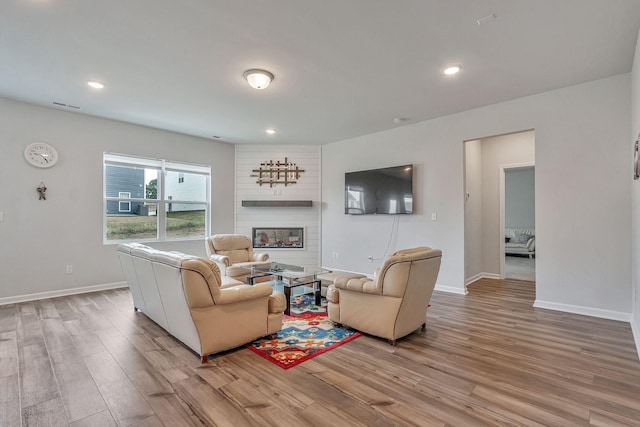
<box><xmin>284</xmin><ymin>286</ymin><xmax>291</xmax><ymax>316</ymax></box>
<box><xmin>314</xmin><ymin>280</ymin><xmax>321</xmax><ymax>306</ymax></box>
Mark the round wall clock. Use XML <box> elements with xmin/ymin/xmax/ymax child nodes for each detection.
<box><xmin>24</xmin><ymin>142</ymin><xmax>59</xmax><ymax>168</ymax></box>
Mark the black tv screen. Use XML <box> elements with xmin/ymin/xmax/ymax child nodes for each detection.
<box><xmin>345</xmin><ymin>164</ymin><xmax>413</xmax><ymax>214</ymax></box>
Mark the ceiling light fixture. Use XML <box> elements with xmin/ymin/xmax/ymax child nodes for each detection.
<box><xmin>266</xmin><ymin>128</ymin><xmax>276</xmax><ymax>135</ymax></box>
<box><xmin>443</xmin><ymin>66</ymin><xmax>461</xmax><ymax>76</ymax></box>
<box><xmin>243</xmin><ymin>69</ymin><xmax>274</xmax><ymax>89</ymax></box>
<box><xmin>87</xmin><ymin>80</ymin><xmax>105</xmax><ymax>89</ymax></box>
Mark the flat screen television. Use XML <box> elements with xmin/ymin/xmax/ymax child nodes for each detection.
<box><xmin>345</xmin><ymin>164</ymin><xmax>413</xmax><ymax>214</ymax></box>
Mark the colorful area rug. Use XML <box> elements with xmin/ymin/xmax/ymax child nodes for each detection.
<box><xmin>247</xmin><ymin>295</ymin><xmax>361</xmax><ymax>369</ymax></box>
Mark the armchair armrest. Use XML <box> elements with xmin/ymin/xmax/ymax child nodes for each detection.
<box><xmin>335</xmin><ymin>277</ymin><xmax>381</xmax><ymax>295</ymax></box>
<box><xmin>268</xmin><ymin>292</ymin><xmax>286</xmax><ymax>313</ymax></box>
<box><xmin>209</xmin><ymin>254</ymin><xmax>231</xmax><ymax>267</ymax></box>
<box><xmin>216</xmin><ymin>283</ymin><xmax>273</xmax><ymax>305</ymax></box>
<box><xmin>251</xmin><ymin>252</ymin><xmax>269</xmax><ymax>262</ymax></box>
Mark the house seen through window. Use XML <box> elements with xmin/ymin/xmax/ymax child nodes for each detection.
<box><xmin>103</xmin><ymin>153</ymin><xmax>210</xmax><ymax>243</ymax></box>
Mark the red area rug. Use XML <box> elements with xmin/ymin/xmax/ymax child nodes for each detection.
<box><xmin>247</xmin><ymin>295</ymin><xmax>361</xmax><ymax>369</ymax></box>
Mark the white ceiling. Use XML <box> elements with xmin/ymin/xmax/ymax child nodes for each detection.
<box><xmin>1</xmin><ymin>1</ymin><xmax>640</xmax><ymax>145</ymax></box>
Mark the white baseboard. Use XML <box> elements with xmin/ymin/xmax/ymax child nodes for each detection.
<box><xmin>0</xmin><ymin>282</ymin><xmax>128</xmax><ymax>306</ymax></box>
<box><xmin>434</xmin><ymin>284</ymin><xmax>468</xmax><ymax>295</ymax></box>
<box><xmin>533</xmin><ymin>299</ymin><xmax>631</xmax><ymax>322</ymax></box>
<box><xmin>465</xmin><ymin>272</ymin><xmax>501</xmax><ymax>286</ymax></box>
<box><xmin>632</xmin><ymin>311</ymin><xmax>640</xmax><ymax>362</ymax></box>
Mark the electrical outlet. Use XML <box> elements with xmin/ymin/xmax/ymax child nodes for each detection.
<box><xmin>66</xmin><ymin>265</ymin><xmax>73</xmax><ymax>274</ymax></box>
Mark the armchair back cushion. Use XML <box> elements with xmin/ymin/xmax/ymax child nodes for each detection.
<box><xmin>205</xmin><ymin>234</ymin><xmax>269</xmax><ymax>280</ymax></box>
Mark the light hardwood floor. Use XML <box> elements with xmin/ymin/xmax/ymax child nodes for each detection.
<box><xmin>2</xmin><ymin>278</ymin><xmax>639</xmax><ymax>426</ymax></box>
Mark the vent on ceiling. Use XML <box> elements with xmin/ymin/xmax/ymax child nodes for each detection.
<box><xmin>52</xmin><ymin>101</ymin><xmax>80</xmax><ymax>109</ymax></box>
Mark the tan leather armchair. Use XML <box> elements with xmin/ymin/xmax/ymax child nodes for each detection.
<box><xmin>205</xmin><ymin>234</ymin><xmax>269</xmax><ymax>282</ymax></box>
<box><xmin>327</xmin><ymin>247</ymin><xmax>442</xmax><ymax>345</ymax></box>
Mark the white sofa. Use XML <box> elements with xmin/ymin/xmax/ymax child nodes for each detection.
<box><xmin>116</xmin><ymin>243</ymin><xmax>286</xmax><ymax>362</ymax></box>
<box><xmin>505</xmin><ymin>228</ymin><xmax>535</xmax><ymax>258</ymax></box>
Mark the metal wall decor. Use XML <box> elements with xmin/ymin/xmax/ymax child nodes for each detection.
<box><xmin>251</xmin><ymin>157</ymin><xmax>305</xmax><ymax>187</ymax></box>
<box><xmin>634</xmin><ymin>134</ymin><xmax>639</xmax><ymax>180</ymax></box>
<box><xmin>37</xmin><ymin>182</ymin><xmax>47</xmax><ymax>200</ymax></box>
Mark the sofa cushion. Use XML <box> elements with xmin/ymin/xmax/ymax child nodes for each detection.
<box><xmin>515</xmin><ymin>233</ymin><xmax>531</xmax><ymax>244</ymax></box>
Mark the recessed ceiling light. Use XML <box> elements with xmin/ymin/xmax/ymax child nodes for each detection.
<box><xmin>87</xmin><ymin>80</ymin><xmax>105</xmax><ymax>89</ymax></box>
<box><xmin>266</xmin><ymin>128</ymin><xmax>276</xmax><ymax>135</ymax></box>
<box><xmin>443</xmin><ymin>66</ymin><xmax>461</xmax><ymax>76</ymax></box>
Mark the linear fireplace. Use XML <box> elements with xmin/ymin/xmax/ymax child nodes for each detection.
<box><xmin>252</xmin><ymin>227</ymin><xmax>304</xmax><ymax>249</ymax></box>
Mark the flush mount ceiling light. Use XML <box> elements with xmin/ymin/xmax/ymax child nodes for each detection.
<box><xmin>243</xmin><ymin>69</ymin><xmax>274</xmax><ymax>89</ymax></box>
<box><xmin>87</xmin><ymin>80</ymin><xmax>105</xmax><ymax>89</ymax></box>
<box><xmin>443</xmin><ymin>65</ymin><xmax>461</xmax><ymax>76</ymax></box>
<box><xmin>265</xmin><ymin>128</ymin><xmax>276</xmax><ymax>135</ymax></box>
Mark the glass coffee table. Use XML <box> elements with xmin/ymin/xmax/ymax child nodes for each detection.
<box><xmin>247</xmin><ymin>262</ymin><xmax>330</xmax><ymax>315</ymax></box>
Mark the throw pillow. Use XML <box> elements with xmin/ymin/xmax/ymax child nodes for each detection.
<box><xmin>516</xmin><ymin>234</ymin><xmax>531</xmax><ymax>244</ymax></box>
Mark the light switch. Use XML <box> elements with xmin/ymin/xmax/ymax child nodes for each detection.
<box><xmin>431</xmin><ymin>212</ymin><xmax>437</xmax><ymax>221</ymax></box>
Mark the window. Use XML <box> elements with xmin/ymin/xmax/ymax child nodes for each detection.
<box><xmin>104</xmin><ymin>153</ymin><xmax>210</xmax><ymax>243</ymax></box>
<box><xmin>118</xmin><ymin>192</ymin><xmax>131</xmax><ymax>212</ymax></box>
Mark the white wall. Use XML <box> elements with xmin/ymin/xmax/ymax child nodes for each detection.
<box><xmin>481</xmin><ymin>132</ymin><xmax>535</xmax><ymax>276</ymax></box>
<box><xmin>235</xmin><ymin>145</ymin><xmax>321</xmax><ymax>267</ymax></box>
<box><xmin>323</xmin><ymin>73</ymin><xmax>632</xmax><ymax>316</ymax></box>
<box><xmin>464</xmin><ymin>140</ymin><xmax>483</xmax><ymax>282</ymax></box>
<box><xmin>631</xmin><ymin>28</ymin><xmax>640</xmax><ymax>357</ymax></box>
<box><xmin>506</xmin><ymin>167</ymin><xmax>536</xmax><ymax>229</ymax></box>
<box><xmin>0</xmin><ymin>98</ymin><xmax>235</xmax><ymax>302</ymax></box>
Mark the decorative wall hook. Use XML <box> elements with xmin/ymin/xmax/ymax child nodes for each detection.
<box><xmin>37</xmin><ymin>182</ymin><xmax>47</xmax><ymax>200</ymax></box>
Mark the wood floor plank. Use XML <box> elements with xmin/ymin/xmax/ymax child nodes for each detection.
<box><xmin>83</xmin><ymin>350</ymin><xmax>155</xmax><ymax>425</ymax></box>
<box><xmin>50</xmin><ymin>349</ymin><xmax>108</xmax><ymax>423</ymax></box>
<box><xmin>0</xmin><ymin>304</ymin><xmax>17</xmax><ymax>333</ymax></box>
<box><xmin>0</xmin><ymin>374</ymin><xmax>21</xmax><ymax>427</ymax></box>
<box><xmin>68</xmin><ymin>410</ymin><xmax>117</xmax><ymax>427</ymax></box>
<box><xmin>22</xmin><ymin>397</ymin><xmax>69</xmax><ymax>426</ymax></box>
<box><xmin>173</xmin><ymin>375</ymin><xmax>258</xmax><ymax>427</ymax></box>
<box><xmin>128</xmin><ymin>368</ymin><xmax>199</xmax><ymax>427</ymax></box>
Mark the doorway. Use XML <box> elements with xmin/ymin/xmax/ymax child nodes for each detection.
<box><xmin>463</xmin><ymin>130</ymin><xmax>535</xmax><ymax>287</ymax></box>
<box><xmin>501</xmin><ymin>165</ymin><xmax>535</xmax><ymax>281</ymax></box>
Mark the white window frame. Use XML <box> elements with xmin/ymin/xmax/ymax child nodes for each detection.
<box><xmin>103</xmin><ymin>153</ymin><xmax>211</xmax><ymax>244</ymax></box>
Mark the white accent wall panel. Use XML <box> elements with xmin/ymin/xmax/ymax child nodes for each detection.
<box><xmin>235</xmin><ymin>145</ymin><xmax>321</xmax><ymax>267</ymax></box>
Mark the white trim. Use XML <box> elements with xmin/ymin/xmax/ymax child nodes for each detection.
<box><xmin>632</xmin><ymin>312</ymin><xmax>640</xmax><ymax>361</ymax></box>
<box><xmin>435</xmin><ymin>284</ymin><xmax>468</xmax><ymax>295</ymax></box>
<box><xmin>465</xmin><ymin>272</ymin><xmax>501</xmax><ymax>286</ymax></box>
<box><xmin>533</xmin><ymin>299</ymin><xmax>631</xmax><ymax>322</ymax></box>
<box><xmin>0</xmin><ymin>282</ymin><xmax>128</xmax><ymax>306</ymax></box>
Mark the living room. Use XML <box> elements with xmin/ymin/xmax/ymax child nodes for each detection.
<box><xmin>2</xmin><ymin>1</ymin><xmax>640</xmax><ymax>425</ymax></box>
